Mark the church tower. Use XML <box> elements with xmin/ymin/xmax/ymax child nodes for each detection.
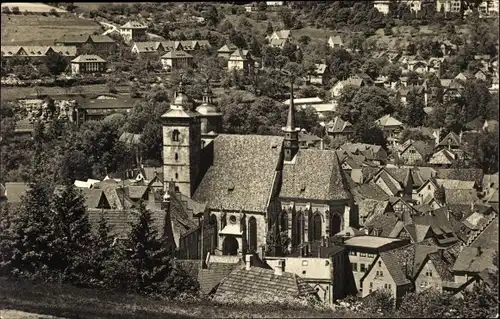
<box><xmin>282</xmin><ymin>84</ymin><xmax>300</xmax><ymax>162</ymax></box>
<box><xmin>195</xmin><ymin>81</ymin><xmax>222</xmax><ymax>148</ymax></box>
<box><xmin>161</xmin><ymin>81</ymin><xmax>201</xmax><ymax>197</ymax></box>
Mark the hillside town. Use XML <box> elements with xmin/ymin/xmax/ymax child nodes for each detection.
<box><xmin>0</xmin><ymin>1</ymin><xmax>499</xmax><ymax>318</ymax></box>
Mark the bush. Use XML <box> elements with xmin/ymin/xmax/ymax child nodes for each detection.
<box><xmin>49</xmin><ymin>8</ymin><xmax>59</xmax><ymax>17</ymax></box>
<box><xmin>11</xmin><ymin>6</ymin><xmax>20</xmax><ymax>14</ymax></box>
<box><xmin>2</xmin><ymin>6</ymin><xmax>11</xmax><ymax>14</ymax></box>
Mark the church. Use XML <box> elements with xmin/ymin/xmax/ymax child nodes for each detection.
<box><xmin>162</xmin><ymin>81</ymin><xmax>354</xmax><ymax>256</ymax></box>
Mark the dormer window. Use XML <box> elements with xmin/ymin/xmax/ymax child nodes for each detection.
<box><xmin>228</xmin><ymin>182</ymin><xmax>235</xmax><ymax>193</ymax></box>
<box><xmin>300</xmin><ymin>183</ymin><xmax>306</xmax><ymax>192</ymax></box>
<box><xmin>172</xmin><ymin>129</ymin><xmax>180</xmax><ymax>142</ymax></box>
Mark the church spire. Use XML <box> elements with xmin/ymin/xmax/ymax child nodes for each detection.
<box><xmin>282</xmin><ymin>75</ymin><xmax>299</xmax><ymax>162</ymax></box>
<box><xmin>284</xmin><ymin>83</ymin><xmax>296</xmax><ymax>132</ymax></box>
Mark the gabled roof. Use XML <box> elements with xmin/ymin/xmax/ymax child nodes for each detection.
<box><xmin>378</xmin><ymin>251</ymin><xmax>412</xmax><ymax>286</ymax></box>
<box><xmin>359</xmin><ymin>199</ymin><xmax>391</xmax><ymax>218</ymax></box>
<box><xmin>428</xmin><ymin>148</ymin><xmax>457</xmax><ymax>165</ymax></box>
<box><xmin>445</xmin><ymin>189</ymin><xmax>479</xmax><ymax>205</ymax></box>
<box><xmin>365</xmin><ymin>212</ymin><xmax>399</xmax><ymax>237</ymax></box>
<box><xmin>214</xmin><ymin>266</ymin><xmax>317</xmax><ymax>299</ymax></box>
<box><xmin>452</xmin><ymin>247</ymin><xmax>497</xmax><ymax>274</ymax></box>
<box><xmin>270</xmin><ymin>38</ymin><xmax>288</xmax><ymax>47</ymax></box>
<box><xmin>274</xmin><ymin>30</ymin><xmax>291</xmax><ymax>39</ymax></box>
<box><xmin>193</xmin><ymin>134</ymin><xmax>284</xmax><ymax>212</ymax></box>
<box><xmin>71</xmin><ymin>54</ymin><xmax>106</xmax><ymax>63</ymax></box>
<box><xmin>352</xmin><ymin>182</ymin><xmax>390</xmax><ymax>201</ymax></box>
<box><xmin>327</xmin><ymin>116</ymin><xmax>354</xmax><ymax>134</ymax></box>
<box><xmin>375</xmin><ymin>114</ymin><xmax>403</xmax><ymax>127</ymax></box>
<box><xmin>328</xmin><ymin>35</ymin><xmax>343</xmax><ymax>45</ymax></box>
<box><xmin>218</xmin><ymin>43</ymin><xmax>238</xmax><ymax>53</ymax></box>
<box><xmin>199</xmin><ymin>261</ymin><xmax>242</xmax><ymax>295</ymax></box>
<box><xmin>121</xmin><ymin>21</ymin><xmax>147</xmax><ymax>29</ymax></box>
<box><xmin>133</xmin><ymin>41</ymin><xmax>162</xmax><ymax>53</ymax></box>
<box><xmin>437</xmin><ymin>131</ymin><xmax>461</xmax><ymax>147</ymax></box>
<box><xmin>229</xmin><ymin>48</ymin><xmax>250</xmax><ymax>60</ymax></box>
<box><xmin>160</xmin><ymin>41</ymin><xmax>184</xmax><ymax>51</ymax></box>
<box><xmin>399</xmin><ymin>139</ymin><xmax>434</xmax><ymax>158</ymax></box>
<box><xmin>469</xmin><ymin>215</ymin><xmax>498</xmax><ymax>250</ymax></box>
<box><xmin>279</xmin><ymin>149</ymin><xmax>349</xmax><ymax>201</ymax></box>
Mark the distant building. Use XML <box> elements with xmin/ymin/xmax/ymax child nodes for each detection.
<box><xmin>0</xmin><ymin>45</ymin><xmax>77</xmax><ymax>60</ymax></box>
<box><xmin>436</xmin><ymin>0</ymin><xmax>462</xmax><ymax>13</ymax></box>
<box><xmin>120</xmin><ymin>21</ymin><xmax>147</xmax><ymax>43</ymax></box>
<box><xmin>326</xmin><ymin>116</ymin><xmax>355</xmax><ymax>139</ymax></box>
<box><xmin>70</xmin><ymin>54</ymin><xmax>106</xmax><ymax>75</ymax></box>
<box><xmin>160</xmin><ymin>50</ymin><xmax>193</xmax><ymax>71</ymax></box>
<box><xmin>217</xmin><ymin>43</ymin><xmax>238</xmax><ymax>60</ymax></box>
<box><xmin>327</xmin><ymin>35</ymin><xmax>344</xmax><ymax>49</ymax></box>
<box><xmin>342</xmin><ymin>236</ymin><xmax>409</xmax><ymax>295</ymax></box>
<box><xmin>374</xmin><ymin>114</ymin><xmax>404</xmax><ymax>147</ymax></box>
<box><xmin>227</xmin><ymin>49</ymin><xmax>253</xmax><ymax>73</ymax></box>
<box><xmin>55</xmin><ymin>34</ymin><xmax>116</xmax><ymax>55</ymax></box>
<box><xmin>266</xmin><ymin>243</ymin><xmax>348</xmax><ymax>303</ymax></box>
<box><xmin>373</xmin><ymin>0</ymin><xmax>391</xmax><ymax>15</ymax></box>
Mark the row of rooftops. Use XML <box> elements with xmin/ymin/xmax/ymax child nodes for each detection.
<box><xmin>1</xmin><ymin>45</ymin><xmax>77</xmax><ymax>57</ymax></box>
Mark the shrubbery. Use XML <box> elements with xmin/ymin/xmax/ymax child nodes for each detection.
<box><xmin>0</xmin><ymin>183</ymin><xmax>200</xmax><ymax>299</ymax></box>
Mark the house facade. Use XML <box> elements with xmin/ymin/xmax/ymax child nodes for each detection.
<box><xmin>120</xmin><ymin>21</ymin><xmax>147</xmax><ymax>43</ymax></box>
<box><xmin>70</xmin><ymin>54</ymin><xmax>106</xmax><ymax>75</ymax></box>
<box><xmin>161</xmin><ymin>50</ymin><xmax>193</xmax><ymax>71</ymax></box>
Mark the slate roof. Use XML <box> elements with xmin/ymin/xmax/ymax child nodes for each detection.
<box><xmin>428</xmin><ymin>149</ymin><xmax>457</xmax><ymax>165</ymax></box>
<box><xmin>359</xmin><ymin>199</ymin><xmax>390</xmax><ymax>218</ymax></box>
<box><xmin>365</xmin><ymin>212</ymin><xmax>400</xmax><ymax>237</ymax></box>
<box><xmin>214</xmin><ymin>266</ymin><xmax>317</xmax><ymax>299</ymax></box>
<box><xmin>160</xmin><ymin>41</ymin><xmax>184</xmax><ymax>51</ymax></box>
<box><xmin>79</xmin><ymin>97</ymin><xmax>140</xmax><ymax>110</ymax></box>
<box><xmin>399</xmin><ymin>139</ymin><xmax>434</xmax><ymax>158</ymax></box>
<box><xmin>436</xmin><ymin>179</ymin><xmax>475</xmax><ymax>190</ymax></box>
<box><xmin>199</xmin><ymin>261</ymin><xmax>242</xmax><ymax>294</ymax></box>
<box><xmin>412</xmin><ymin>244</ymin><xmax>439</xmax><ymax>278</ymax></box>
<box><xmin>71</xmin><ymin>54</ymin><xmax>106</xmax><ymax>63</ymax></box>
<box><xmin>412</xmin><ymin>209</ymin><xmax>454</xmax><ymax>236</ymax></box>
<box><xmin>352</xmin><ymin>182</ymin><xmax>390</xmax><ymax>201</ymax></box>
<box><xmin>445</xmin><ymin>189</ymin><xmax>479</xmax><ymax>205</ymax></box>
<box><xmin>469</xmin><ymin>215</ymin><xmax>498</xmax><ymax>250</ymax></box>
<box><xmin>193</xmin><ymin>134</ymin><xmax>283</xmax><ymax>212</ymax></box>
<box><xmin>378</xmin><ymin>250</ymin><xmax>412</xmax><ymax>286</ymax></box>
<box><xmin>375</xmin><ymin>114</ymin><xmax>403</xmax><ymax>127</ymax></box>
<box><xmin>217</xmin><ymin>43</ymin><xmax>238</xmax><ymax>53</ymax></box>
<box><xmin>121</xmin><ymin>21</ymin><xmax>147</xmax><ymax>29</ymax></box>
<box><xmin>437</xmin><ymin>132</ymin><xmax>461</xmax><ymax>147</ymax></box>
<box><xmin>452</xmin><ymin>247</ymin><xmax>497</xmax><ymax>273</ymax></box>
<box><xmin>133</xmin><ymin>41</ymin><xmax>162</xmax><ymax>53</ymax></box>
<box><xmin>434</xmin><ymin>168</ymin><xmax>483</xmax><ymax>185</ymax></box>
<box><xmin>327</xmin><ymin>116</ymin><xmax>354</xmax><ymax>134</ymax></box>
<box><xmin>280</xmin><ymin>149</ymin><xmax>349</xmax><ymax>201</ymax></box>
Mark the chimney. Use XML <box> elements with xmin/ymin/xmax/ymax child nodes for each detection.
<box><xmin>477</xmin><ymin>246</ymin><xmax>482</xmax><ymax>257</ymax></box>
<box><xmin>274</xmin><ymin>260</ymin><xmax>283</xmax><ymax>276</ymax></box>
<box><xmin>471</xmin><ymin>202</ymin><xmax>475</xmax><ymax>213</ymax></box>
<box><xmin>320</xmin><ymin>138</ymin><xmax>325</xmax><ymax>150</ymax></box>
<box><xmin>245</xmin><ymin>254</ymin><xmax>252</xmax><ymax>271</ymax></box>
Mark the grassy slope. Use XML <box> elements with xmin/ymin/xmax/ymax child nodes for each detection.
<box><xmin>0</xmin><ymin>277</ymin><xmax>363</xmax><ymax>318</ymax></box>
<box><xmin>0</xmin><ymin>14</ymin><xmax>102</xmax><ymax>45</ymax></box>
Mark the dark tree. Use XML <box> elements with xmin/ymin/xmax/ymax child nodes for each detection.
<box><xmin>52</xmin><ymin>185</ymin><xmax>94</xmax><ymax>285</ymax></box>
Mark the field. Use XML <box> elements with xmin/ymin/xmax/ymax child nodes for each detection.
<box><xmin>0</xmin><ymin>84</ymin><xmax>129</xmax><ymax>101</ymax></box>
<box><xmin>0</xmin><ymin>3</ymin><xmax>66</xmax><ymax>13</ymax></box>
<box><xmin>0</xmin><ymin>277</ymin><xmax>362</xmax><ymax>318</ymax></box>
<box><xmin>1</xmin><ymin>14</ymin><xmax>103</xmax><ymax>45</ymax></box>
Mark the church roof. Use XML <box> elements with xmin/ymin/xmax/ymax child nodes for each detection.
<box><xmin>279</xmin><ymin>149</ymin><xmax>350</xmax><ymax>201</ymax></box>
<box><xmin>193</xmin><ymin>134</ymin><xmax>284</xmax><ymax>212</ymax></box>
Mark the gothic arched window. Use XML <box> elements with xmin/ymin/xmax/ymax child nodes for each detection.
<box><xmin>248</xmin><ymin>217</ymin><xmax>257</xmax><ymax>252</ymax></box>
<box><xmin>175</xmin><ymin>153</ymin><xmax>179</xmax><ymax>161</ymax></box>
<box><xmin>172</xmin><ymin>129</ymin><xmax>180</xmax><ymax>142</ymax></box>
<box><xmin>281</xmin><ymin>211</ymin><xmax>288</xmax><ymax>232</ymax></box>
<box><xmin>312</xmin><ymin>214</ymin><xmax>322</xmax><ymax>241</ymax></box>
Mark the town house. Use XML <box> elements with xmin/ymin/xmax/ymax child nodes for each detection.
<box><xmin>120</xmin><ymin>21</ymin><xmax>147</xmax><ymax>43</ymax></box>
